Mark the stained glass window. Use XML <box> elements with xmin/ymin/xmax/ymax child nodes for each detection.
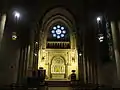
<box><xmin>51</xmin><ymin>25</ymin><xmax>66</xmax><ymax>39</ymax></box>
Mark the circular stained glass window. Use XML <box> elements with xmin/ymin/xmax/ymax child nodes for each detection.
<box><xmin>51</xmin><ymin>25</ymin><xmax>66</xmax><ymax>39</ymax></box>
<box><xmin>56</xmin><ymin>29</ymin><xmax>61</xmax><ymax>34</ymax></box>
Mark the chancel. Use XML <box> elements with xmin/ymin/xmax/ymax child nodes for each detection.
<box><xmin>38</xmin><ymin>11</ymin><xmax>78</xmax><ymax>80</ymax></box>
<box><xmin>0</xmin><ymin>0</ymin><xmax>120</xmax><ymax>89</ymax></box>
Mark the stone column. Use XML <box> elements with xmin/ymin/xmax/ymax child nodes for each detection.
<box><xmin>17</xmin><ymin>48</ymin><xmax>24</xmax><ymax>83</ymax></box>
<box><xmin>79</xmin><ymin>54</ymin><xmax>84</xmax><ymax>82</ymax></box>
<box><xmin>91</xmin><ymin>60</ymin><xmax>94</xmax><ymax>84</ymax></box>
<box><xmin>87</xmin><ymin>57</ymin><xmax>90</xmax><ymax>83</ymax></box>
<box><xmin>23</xmin><ymin>46</ymin><xmax>28</xmax><ymax>77</ymax></box>
<box><xmin>78</xmin><ymin>49</ymin><xmax>83</xmax><ymax>82</ymax></box>
<box><xmin>111</xmin><ymin>21</ymin><xmax>120</xmax><ymax>80</ymax></box>
<box><xmin>84</xmin><ymin>56</ymin><xmax>88</xmax><ymax>84</ymax></box>
<box><xmin>83</xmin><ymin>54</ymin><xmax>86</xmax><ymax>83</ymax></box>
<box><xmin>118</xmin><ymin>22</ymin><xmax>120</xmax><ymax>36</ymax></box>
<box><xmin>0</xmin><ymin>14</ymin><xmax>6</xmax><ymax>47</ymax></box>
<box><xmin>88</xmin><ymin>58</ymin><xmax>92</xmax><ymax>83</ymax></box>
<box><xmin>26</xmin><ymin>45</ymin><xmax>31</xmax><ymax>76</ymax></box>
<box><xmin>94</xmin><ymin>61</ymin><xmax>98</xmax><ymax>84</ymax></box>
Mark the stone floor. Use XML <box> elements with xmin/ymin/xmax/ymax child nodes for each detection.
<box><xmin>48</xmin><ymin>87</ymin><xmax>71</xmax><ymax>90</ymax></box>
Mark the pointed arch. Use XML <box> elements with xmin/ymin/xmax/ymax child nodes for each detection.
<box><xmin>40</xmin><ymin>7</ymin><xmax>77</xmax><ymax>49</ymax></box>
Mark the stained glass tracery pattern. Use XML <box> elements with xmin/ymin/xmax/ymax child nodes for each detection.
<box><xmin>51</xmin><ymin>25</ymin><xmax>66</xmax><ymax>39</ymax></box>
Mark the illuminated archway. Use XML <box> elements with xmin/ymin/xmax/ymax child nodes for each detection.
<box><xmin>38</xmin><ymin>7</ymin><xmax>78</xmax><ymax>80</ymax></box>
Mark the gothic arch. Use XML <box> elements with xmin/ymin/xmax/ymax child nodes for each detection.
<box><xmin>40</xmin><ymin>7</ymin><xmax>77</xmax><ymax>49</ymax></box>
<box><xmin>50</xmin><ymin>55</ymin><xmax>67</xmax><ymax>78</ymax></box>
<box><xmin>41</xmin><ymin>7</ymin><xmax>76</xmax><ymax>28</ymax></box>
<box><xmin>50</xmin><ymin>55</ymin><xmax>66</xmax><ymax>65</ymax></box>
<box><xmin>38</xmin><ymin>7</ymin><xmax>78</xmax><ymax>80</ymax></box>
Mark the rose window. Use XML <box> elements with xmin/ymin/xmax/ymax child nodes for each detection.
<box><xmin>51</xmin><ymin>25</ymin><xmax>66</xmax><ymax>39</ymax></box>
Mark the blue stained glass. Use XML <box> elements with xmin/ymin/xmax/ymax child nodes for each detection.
<box><xmin>57</xmin><ymin>35</ymin><xmax>60</xmax><ymax>39</ymax></box>
<box><xmin>51</xmin><ymin>25</ymin><xmax>66</xmax><ymax>39</ymax></box>
<box><xmin>61</xmin><ymin>27</ymin><xmax>64</xmax><ymax>30</ymax></box>
<box><xmin>61</xmin><ymin>34</ymin><xmax>64</xmax><ymax>37</ymax></box>
<box><xmin>53</xmin><ymin>27</ymin><xmax>57</xmax><ymax>30</ymax></box>
<box><xmin>53</xmin><ymin>34</ymin><xmax>56</xmax><ymax>37</ymax></box>
<box><xmin>51</xmin><ymin>30</ymin><xmax>55</xmax><ymax>33</ymax></box>
<box><xmin>56</xmin><ymin>29</ymin><xmax>62</xmax><ymax>34</ymax></box>
<box><xmin>57</xmin><ymin>25</ymin><xmax>60</xmax><ymax>28</ymax></box>
<box><xmin>62</xmin><ymin>30</ymin><xmax>66</xmax><ymax>34</ymax></box>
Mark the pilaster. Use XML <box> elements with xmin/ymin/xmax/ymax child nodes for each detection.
<box><xmin>111</xmin><ymin>21</ymin><xmax>120</xmax><ymax>80</ymax></box>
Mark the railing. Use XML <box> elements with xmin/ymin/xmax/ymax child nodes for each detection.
<box><xmin>46</xmin><ymin>41</ymin><xmax>70</xmax><ymax>49</ymax></box>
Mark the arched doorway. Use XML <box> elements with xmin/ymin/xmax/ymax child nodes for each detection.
<box><xmin>50</xmin><ymin>56</ymin><xmax>66</xmax><ymax>79</ymax></box>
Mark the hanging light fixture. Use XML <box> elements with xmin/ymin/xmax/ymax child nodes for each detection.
<box><xmin>79</xmin><ymin>53</ymin><xmax>82</xmax><ymax>56</ymax></box>
<box><xmin>98</xmin><ymin>33</ymin><xmax>104</xmax><ymax>42</ymax></box>
<box><xmin>12</xmin><ymin>32</ymin><xmax>17</xmax><ymax>40</ymax></box>
<box><xmin>35</xmin><ymin>42</ymin><xmax>38</xmax><ymax>44</ymax></box>
<box><xmin>34</xmin><ymin>53</ymin><xmax>37</xmax><ymax>56</ymax></box>
<box><xmin>96</xmin><ymin>16</ymin><xmax>104</xmax><ymax>42</ymax></box>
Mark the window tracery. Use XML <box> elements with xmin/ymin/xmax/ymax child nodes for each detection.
<box><xmin>51</xmin><ymin>25</ymin><xmax>66</xmax><ymax>39</ymax></box>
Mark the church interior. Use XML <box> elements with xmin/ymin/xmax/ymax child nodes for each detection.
<box><xmin>0</xmin><ymin>0</ymin><xmax>120</xmax><ymax>89</ymax></box>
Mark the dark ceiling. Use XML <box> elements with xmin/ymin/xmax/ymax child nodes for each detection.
<box><xmin>1</xmin><ymin>0</ymin><xmax>120</xmax><ymax>20</ymax></box>
<box><xmin>0</xmin><ymin>0</ymin><xmax>120</xmax><ymax>47</ymax></box>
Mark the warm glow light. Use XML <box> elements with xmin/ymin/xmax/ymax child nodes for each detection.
<box><xmin>79</xmin><ymin>53</ymin><xmax>82</xmax><ymax>56</ymax></box>
<box><xmin>12</xmin><ymin>35</ymin><xmax>17</xmax><ymax>40</ymax></box>
<box><xmin>38</xmin><ymin>49</ymin><xmax>78</xmax><ymax>79</ymax></box>
<box><xmin>34</xmin><ymin>53</ymin><xmax>37</xmax><ymax>56</ymax></box>
<box><xmin>12</xmin><ymin>32</ymin><xmax>17</xmax><ymax>40</ymax></box>
<box><xmin>43</xmin><ymin>50</ymin><xmax>45</xmax><ymax>52</ymax></box>
<box><xmin>35</xmin><ymin>42</ymin><xmax>38</xmax><ymax>44</ymax></box>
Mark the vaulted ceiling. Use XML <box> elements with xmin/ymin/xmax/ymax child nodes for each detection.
<box><xmin>1</xmin><ymin>0</ymin><xmax>120</xmax><ymax>21</ymax></box>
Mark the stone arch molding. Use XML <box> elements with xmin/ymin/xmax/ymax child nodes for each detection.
<box><xmin>42</xmin><ymin>7</ymin><xmax>76</xmax><ymax>28</ymax></box>
<box><xmin>51</xmin><ymin>56</ymin><xmax>66</xmax><ymax>74</ymax></box>
<box><xmin>39</xmin><ymin>7</ymin><xmax>77</xmax><ymax>49</ymax></box>
<box><xmin>51</xmin><ymin>55</ymin><xmax>66</xmax><ymax>65</ymax></box>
